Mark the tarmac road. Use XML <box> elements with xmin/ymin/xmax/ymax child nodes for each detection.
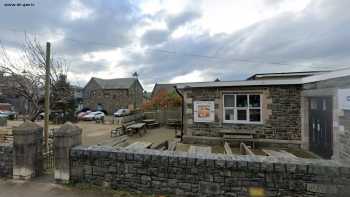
<box><xmin>0</xmin><ymin>177</ymin><xmax>115</xmax><ymax>197</ymax></box>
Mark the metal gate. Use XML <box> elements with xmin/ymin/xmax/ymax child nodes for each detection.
<box><xmin>309</xmin><ymin>97</ymin><xmax>333</xmax><ymax>159</ymax></box>
<box><xmin>42</xmin><ymin>141</ymin><xmax>54</xmax><ymax>173</ymax></box>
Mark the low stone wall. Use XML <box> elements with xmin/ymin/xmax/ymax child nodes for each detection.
<box><xmin>338</xmin><ymin>110</ymin><xmax>350</xmax><ymax>164</ymax></box>
<box><xmin>0</xmin><ymin>143</ymin><xmax>13</xmax><ymax>177</ymax></box>
<box><xmin>70</xmin><ymin>146</ymin><xmax>350</xmax><ymax>196</ymax></box>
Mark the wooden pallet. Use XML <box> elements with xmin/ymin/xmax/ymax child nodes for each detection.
<box><xmin>223</xmin><ymin>134</ymin><xmax>253</xmax><ymax>139</ymax></box>
<box><xmin>224</xmin><ymin>142</ymin><xmax>232</xmax><ymax>155</ymax></box>
<box><xmin>167</xmin><ymin>138</ymin><xmax>180</xmax><ymax>151</ymax></box>
<box><xmin>219</xmin><ymin>130</ymin><xmax>256</xmax><ymax>134</ymax></box>
<box><xmin>262</xmin><ymin>149</ymin><xmax>297</xmax><ymax>158</ymax></box>
<box><xmin>240</xmin><ymin>142</ymin><xmax>255</xmax><ymax>156</ymax></box>
<box><xmin>189</xmin><ymin>145</ymin><xmax>212</xmax><ymax>154</ymax></box>
<box><xmin>98</xmin><ymin>135</ymin><xmax>128</xmax><ymax>147</ymax></box>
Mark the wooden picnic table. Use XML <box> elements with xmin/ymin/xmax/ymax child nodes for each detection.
<box><xmin>142</xmin><ymin>119</ymin><xmax>160</xmax><ymax>128</ymax></box>
<box><xmin>127</xmin><ymin>123</ymin><xmax>147</xmax><ymax>136</ymax></box>
<box><xmin>188</xmin><ymin>145</ymin><xmax>212</xmax><ymax>154</ymax></box>
<box><xmin>142</xmin><ymin>119</ymin><xmax>156</xmax><ymax>123</ymax></box>
<box><xmin>126</xmin><ymin>141</ymin><xmax>152</xmax><ymax>150</ymax></box>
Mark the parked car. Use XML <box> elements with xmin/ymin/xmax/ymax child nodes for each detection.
<box><xmin>0</xmin><ymin>111</ymin><xmax>16</xmax><ymax>120</ymax></box>
<box><xmin>0</xmin><ymin>113</ymin><xmax>8</xmax><ymax>118</ymax></box>
<box><xmin>81</xmin><ymin>111</ymin><xmax>105</xmax><ymax>121</ymax></box>
<box><xmin>76</xmin><ymin>107</ymin><xmax>91</xmax><ymax>115</ymax></box>
<box><xmin>77</xmin><ymin>111</ymin><xmax>91</xmax><ymax>120</ymax></box>
<box><xmin>113</xmin><ymin>109</ymin><xmax>130</xmax><ymax>117</ymax></box>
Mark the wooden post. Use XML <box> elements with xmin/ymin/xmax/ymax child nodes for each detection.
<box><xmin>44</xmin><ymin>42</ymin><xmax>51</xmax><ymax>151</ymax></box>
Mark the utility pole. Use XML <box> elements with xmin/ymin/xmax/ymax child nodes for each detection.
<box><xmin>44</xmin><ymin>42</ymin><xmax>51</xmax><ymax>151</ymax></box>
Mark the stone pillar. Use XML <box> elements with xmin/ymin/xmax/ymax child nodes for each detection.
<box><xmin>53</xmin><ymin>122</ymin><xmax>82</xmax><ymax>183</ymax></box>
<box><xmin>13</xmin><ymin>121</ymin><xmax>43</xmax><ymax>180</ymax></box>
<box><xmin>0</xmin><ymin>116</ymin><xmax>7</xmax><ymax>127</ymax></box>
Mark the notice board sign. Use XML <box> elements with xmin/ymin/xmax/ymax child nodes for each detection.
<box><xmin>338</xmin><ymin>88</ymin><xmax>350</xmax><ymax>110</ymax></box>
<box><xmin>193</xmin><ymin>101</ymin><xmax>215</xmax><ymax>122</ymax></box>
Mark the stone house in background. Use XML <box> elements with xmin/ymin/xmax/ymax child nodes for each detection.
<box><xmin>151</xmin><ymin>83</ymin><xmax>176</xmax><ymax>98</ymax></box>
<box><xmin>176</xmin><ymin>69</ymin><xmax>350</xmax><ymax>165</ymax></box>
<box><xmin>83</xmin><ymin>77</ymin><xmax>143</xmax><ymax>114</ymax></box>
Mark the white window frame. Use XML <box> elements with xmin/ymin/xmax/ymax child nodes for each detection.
<box><xmin>223</xmin><ymin>93</ymin><xmax>263</xmax><ymax>124</ymax></box>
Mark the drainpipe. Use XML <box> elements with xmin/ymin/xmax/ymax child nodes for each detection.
<box><xmin>174</xmin><ymin>86</ymin><xmax>184</xmax><ymax>141</ymax></box>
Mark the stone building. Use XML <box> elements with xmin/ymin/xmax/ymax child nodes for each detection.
<box><xmin>176</xmin><ymin>69</ymin><xmax>350</xmax><ymax>164</ymax></box>
<box><xmin>83</xmin><ymin>77</ymin><xmax>143</xmax><ymax>114</ymax></box>
<box><xmin>151</xmin><ymin>83</ymin><xmax>176</xmax><ymax>98</ymax></box>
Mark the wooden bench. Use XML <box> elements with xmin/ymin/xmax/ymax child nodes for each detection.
<box><xmin>111</xmin><ymin>121</ymin><xmax>136</xmax><ymax>137</ymax></box>
<box><xmin>126</xmin><ymin>122</ymin><xmax>146</xmax><ymax>136</ymax></box>
<box><xmin>147</xmin><ymin>122</ymin><xmax>160</xmax><ymax>128</ymax></box>
<box><xmin>126</xmin><ymin>141</ymin><xmax>152</xmax><ymax>150</ymax></box>
<box><xmin>98</xmin><ymin>135</ymin><xmax>128</xmax><ymax>147</ymax></box>
<box><xmin>188</xmin><ymin>145</ymin><xmax>212</xmax><ymax>154</ymax></box>
<box><xmin>240</xmin><ymin>142</ymin><xmax>255</xmax><ymax>156</ymax></box>
<box><xmin>221</xmin><ymin>130</ymin><xmax>256</xmax><ymax>148</ymax></box>
<box><xmin>142</xmin><ymin>119</ymin><xmax>160</xmax><ymax>129</ymax></box>
<box><xmin>167</xmin><ymin>138</ymin><xmax>180</xmax><ymax>151</ymax></box>
<box><xmin>262</xmin><ymin>149</ymin><xmax>297</xmax><ymax>158</ymax></box>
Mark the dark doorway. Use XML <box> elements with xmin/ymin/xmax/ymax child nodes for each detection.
<box><xmin>309</xmin><ymin>97</ymin><xmax>333</xmax><ymax>159</ymax></box>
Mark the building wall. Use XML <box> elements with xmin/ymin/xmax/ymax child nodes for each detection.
<box><xmin>128</xmin><ymin>80</ymin><xmax>144</xmax><ymax>110</ymax></box>
<box><xmin>83</xmin><ymin>80</ymin><xmax>143</xmax><ymax>114</ymax></box>
<box><xmin>84</xmin><ymin>89</ymin><xmax>129</xmax><ymax>114</ymax></box>
<box><xmin>181</xmin><ymin>85</ymin><xmax>302</xmax><ymax>141</ymax></box>
<box><xmin>0</xmin><ymin>143</ymin><xmax>13</xmax><ymax>177</ymax></box>
<box><xmin>302</xmin><ymin>76</ymin><xmax>350</xmax><ymax>165</ymax></box>
<box><xmin>70</xmin><ymin>146</ymin><xmax>350</xmax><ymax>197</ymax></box>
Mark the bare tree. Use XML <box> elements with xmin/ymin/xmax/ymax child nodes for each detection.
<box><xmin>0</xmin><ymin>35</ymin><xmax>71</xmax><ymax>120</ymax></box>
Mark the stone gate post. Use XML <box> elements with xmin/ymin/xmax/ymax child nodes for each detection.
<box><xmin>12</xmin><ymin>121</ymin><xmax>43</xmax><ymax>180</ymax></box>
<box><xmin>53</xmin><ymin>122</ymin><xmax>82</xmax><ymax>183</ymax></box>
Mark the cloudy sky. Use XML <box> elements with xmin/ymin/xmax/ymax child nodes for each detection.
<box><xmin>1</xmin><ymin>0</ymin><xmax>350</xmax><ymax>91</ymax></box>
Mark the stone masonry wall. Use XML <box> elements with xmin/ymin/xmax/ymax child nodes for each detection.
<box><xmin>183</xmin><ymin>85</ymin><xmax>302</xmax><ymax>140</ymax></box>
<box><xmin>339</xmin><ymin>110</ymin><xmax>350</xmax><ymax>164</ymax></box>
<box><xmin>0</xmin><ymin>143</ymin><xmax>13</xmax><ymax>177</ymax></box>
<box><xmin>70</xmin><ymin>146</ymin><xmax>350</xmax><ymax>197</ymax></box>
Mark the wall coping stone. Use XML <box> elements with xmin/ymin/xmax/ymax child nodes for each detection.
<box><xmin>54</xmin><ymin>122</ymin><xmax>82</xmax><ymax>137</ymax></box>
<box><xmin>13</xmin><ymin>121</ymin><xmax>42</xmax><ymax>135</ymax></box>
<box><xmin>0</xmin><ymin>143</ymin><xmax>13</xmax><ymax>147</ymax></box>
<box><xmin>71</xmin><ymin>145</ymin><xmax>350</xmax><ymax>176</ymax></box>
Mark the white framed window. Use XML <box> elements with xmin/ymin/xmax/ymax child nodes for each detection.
<box><xmin>223</xmin><ymin>94</ymin><xmax>262</xmax><ymax>124</ymax></box>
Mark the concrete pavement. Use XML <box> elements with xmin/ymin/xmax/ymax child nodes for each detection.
<box><xmin>0</xmin><ymin>177</ymin><xmax>117</xmax><ymax>197</ymax></box>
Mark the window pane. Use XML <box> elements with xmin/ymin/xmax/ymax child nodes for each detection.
<box><xmin>249</xmin><ymin>95</ymin><xmax>260</xmax><ymax>107</ymax></box>
<box><xmin>237</xmin><ymin>109</ymin><xmax>247</xmax><ymax>120</ymax></box>
<box><xmin>249</xmin><ymin>109</ymin><xmax>261</xmax><ymax>122</ymax></box>
<box><xmin>310</xmin><ymin>98</ymin><xmax>318</xmax><ymax>110</ymax></box>
<box><xmin>236</xmin><ymin>95</ymin><xmax>247</xmax><ymax>107</ymax></box>
<box><xmin>224</xmin><ymin>95</ymin><xmax>235</xmax><ymax>107</ymax></box>
<box><xmin>224</xmin><ymin>109</ymin><xmax>234</xmax><ymax>120</ymax></box>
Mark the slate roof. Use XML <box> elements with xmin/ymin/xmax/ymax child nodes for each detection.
<box><xmin>151</xmin><ymin>83</ymin><xmax>175</xmax><ymax>97</ymax></box>
<box><xmin>91</xmin><ymin>77</ymin><xmax>137</xmax><ymax>89</ymax></box>
<box><xmin>246</xmin><ymin>70</ymin><xmax>329</xmax><ymax>80</ymax></box>
<box><xmin>176</xmin><ymin>68</ymin><xmax>350</xmax><ymax>89</ymax></box>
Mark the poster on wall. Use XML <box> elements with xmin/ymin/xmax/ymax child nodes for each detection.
<box><xmin>338</xmin><ymin>88</ymin><xmax>350</xmax><ymax>110</ymax></box>
<box><xmin>193</xmin><ymin>101</ymin><xmax>215</xmax><ymax>122</ymax></box>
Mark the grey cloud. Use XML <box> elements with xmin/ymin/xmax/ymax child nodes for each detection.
<box><xmin>166</xmin><ymin>10</ymin><xmax>201</xmax><ymax>30</ymax></box>
<box><xmin>0</xmin><ymin>0</ymin><xmax>142</xmax><ymax>76</ymax></box>
<box><xmin>123</xmin><ymin>0</ymin><xmax>350</xmax><ymax>87</ymax></box>
<box><xmin>139</xmin><ymin>9</ymin><xmax>201</xmax><ymax>47</ymax></box>
<box><xmin>68</xmin><ymin>58</ymin><xmax>109</xmax><ymax>74</ymax></box>
<box><xmin>141</xmin><ymin>29</ymin><xmax>169</xmax><ymax>46</ymax></box>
